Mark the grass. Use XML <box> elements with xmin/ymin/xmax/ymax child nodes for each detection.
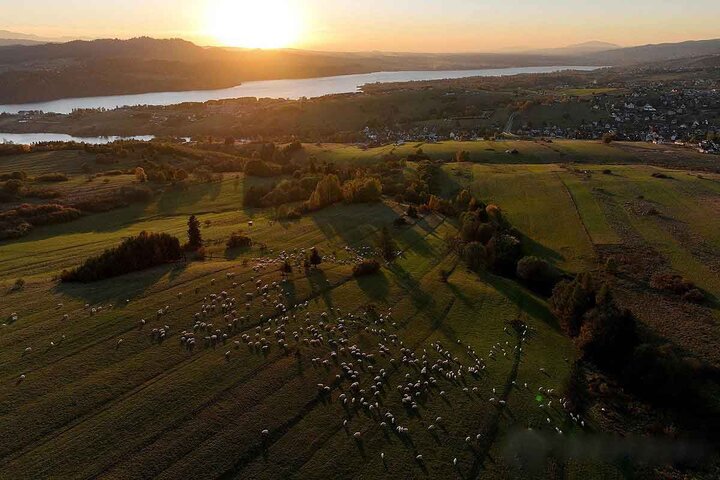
<box><xmin>1</xmin><ymin>141</ymin><xmax>719</xmax><ymax>478</ymax></box>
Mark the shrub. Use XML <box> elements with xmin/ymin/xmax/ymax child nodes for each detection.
<box><xmin>61</xmin><ymin>232</ymin><xmax>182</xmax><ymax>282</ymax></box>
<box><xmin>0</xmin><ymin>203</ymin><xmax>82</xmax><ymax>239</ymax></box>
<box><xmin>244</xmin><ymin>159</ymin><xmax>282</xmax><ymax>177</ymax></box>
<box><xmin>226</xmin><ymin>232</ymin><xmax>252</xmax><ymax>249</ymax></box>
<box><xmin>0</xmin><ymin>171</ymin><xmax>27</xmax><ymax>181</ymax></box>
<box><xmin>516</xmin><ymin>256</ymin><xmax>561</xmax><ymax>293</ymax></box>
<box><xmin>427</xmin><ymin>194</ymin><xmax>456</xmax><ymax>216</ymax></box>
<box><xmin>2</xmin><ymin>179</ymin><xmax>23</xmax><ymax>195</ymax></box>
<box><xmin>682</xmin><ymin>288</ymin><xmax>705</xmax><ymax>303</ymax></box>
<box><xmin>650</xmin><ymin>272</ymin><xmax>696</xmax><ymax>295</ymax></box>
<box><xmin>486</xmin><ymin>234</ymin><xmax>522</xmax><ymax>274</ymax></box>
<box><xmin>35</xmin><ymin>173</ymin><xmax>69</xmax><ymax>183</ymax></box>
<box><xmin>11</xmin><ymin>278</ymin><xmax>25</xmax><ymax>291</ymax></box>
<box><xmin>353</xmin><ymin>259</ymin><xmax>381</xmax><ymax>277</ymax></box>
<box><xmin>342</xmin><ymin>177</ymin><xmax>382</xmax><ymax>203</ymax></box>
<box><xmin>23</xmin><ymin>188</ymin><xmax>62</xmax><ymax>199</ymax></box>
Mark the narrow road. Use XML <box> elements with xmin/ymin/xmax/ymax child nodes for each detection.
<box><xmin>503</xmin><ymin>112</ymin><xmax>518</xmax><ymax>134</ymax></box>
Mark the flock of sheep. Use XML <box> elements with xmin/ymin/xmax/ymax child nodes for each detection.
<box><xmin>11</xmin><ymin>244</ymin><xmax>586</xmax><ymax>471</ymax></box>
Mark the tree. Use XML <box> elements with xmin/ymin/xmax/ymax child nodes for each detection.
<box><xmin>377</xmin><ymin>226</ymin><xmax>398</xmax><ymax>262</ymax></box>
<box><xmin>549</xmin><ymin>272</ymin><xmax>597</xmax><ymax>337</ymax></box>
<box><xmin>61</xmin><ymin>232</ymin><xmax>182</xmax><ymax>282</ymax></box>
<box><xmin>187</xmin><ymin>215</ymin><xmax>203</xmax><ymax>251</ymax></box>
<box><xmin>455</xmin><ymin>150</ymin><xmax>470</xmax><ymax>162</ymax></box>
<box><xmin>353</xmin><ymin>259</ymin><xmax>381</xmax><ymax>277</ymax></box>
<box><xmin>134</xmin><ymin>167</ymin><xmax>148</xmax><ymax>183</ymax></box>
<box><xmin>2</xmin><ymin>179</ymin><xmax>23</xmax><ymax>195</ymax></box>
<box><xmin>309</xmin><ymin>247</ymin><xmax>322</xmax><ymax>268</ymax></box>
<box><xmin>516</xmin><ymin>256</ymin><xmax>561</xmax><ymax>293</ymax></box>
<box><xmin>307</xmin><ymin>174</ymin><xmax>342</xmax><ymax>210</ymax></box>
<box><xmin>342</xmin><ymin>177</ymin><xmax>382</xmax><ymax>203</ymax></box>
<box><xmin>486</xmin><ymin>234</ymin><xmax>522</xmax><ymax>275</ymax></box>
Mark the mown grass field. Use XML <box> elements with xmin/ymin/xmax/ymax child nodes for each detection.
<box><xmin>2</xmin><ymin>140</ymin><xmax>719</xmax><ymax>478</ymax></box>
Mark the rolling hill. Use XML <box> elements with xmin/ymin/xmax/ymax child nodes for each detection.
<box><xmin>0</xmin><ymin>36</ymin><xmax>719</xmax><ymax>104</ymax></box>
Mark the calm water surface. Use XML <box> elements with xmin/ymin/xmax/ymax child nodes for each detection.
<box><xmin>0</xmin><ymin>66</ymin><xmax>601</xmax><ymax>115</ymax></box>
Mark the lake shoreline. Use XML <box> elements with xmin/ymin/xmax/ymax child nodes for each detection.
<box><xmin>0</xmin><ymin>66</ymin><xmax>602</xmax><ymax>115</ymax></box>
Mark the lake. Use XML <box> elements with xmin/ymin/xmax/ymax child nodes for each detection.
<box><xmin>0</xmin><ymin>66</ymin><xmax>601</xmax><ymax>115</ymax></box>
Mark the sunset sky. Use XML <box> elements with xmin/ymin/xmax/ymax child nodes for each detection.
<box><xmin>2</xmin><ymin>0</ymin><xmax>720</xmax><ymax>52</ymax></box>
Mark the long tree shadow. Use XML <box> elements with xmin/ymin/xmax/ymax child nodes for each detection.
<box><xmin>354</xmin><ymin>270</ymin><xmax>390</xmax><ymax>301</ymax></box>
<box><xmin>306</xmin><ymin>268</ymin><xmax>334</xmax><ymax>309</ymax></box>
<box><xmin>156</xmin><ymin>179</ymin><xmax>224</xmax><ymax>215</ymax></box>
<box><xmin>387</xmin><ymin>262</ymin><xmax>435</xmax><ymax>312</ymax></box>
<box><xmin>53</xmin><ymin>262</ymin><xmax>187</xmax><ymax>306</ymax></box>
<box><xmin>309</xmin><ymin>203</ymin><xmax>437</xmax><ymax>259</ymax></box>
<box><xmin>477</xmin><ymin>269</ymin><xmax>560</xmax><ymax>331</ymax></box>
<box><xmin>516</xmin><ymin>232</ymin><xmax>565</xmax><ymax>265</ymax></box>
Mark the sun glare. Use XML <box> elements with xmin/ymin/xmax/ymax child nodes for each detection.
<box><xmin>206</xmin><ymin>0</ymin><xmax>303</xmax><ymax>49</ymax></box>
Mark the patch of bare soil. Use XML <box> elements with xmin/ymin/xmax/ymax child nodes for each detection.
<box><xmin>613</xmin><ymin>143</ymin><xmax>720</xmax><ymax>173</ymax></box>
<box><xmin>592</xmin><ymin>189</ymin><xmax>720</xmax><ymax>367</ymax></box>
<box><xmin>658</xmin><ymin>215</ymin><xmax>720</xmax><ymax>276</ymax></box>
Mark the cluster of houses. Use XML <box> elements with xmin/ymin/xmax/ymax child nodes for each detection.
<box><xmin>362</xmin><ymin>79</ymin><xmax>720</xmax><ymax>155</ymax></box>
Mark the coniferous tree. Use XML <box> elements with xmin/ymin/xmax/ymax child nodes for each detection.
<box><xmin>187</xmin><ymin>215</ymin><xmax>203</xmax><ymax>251</ymax></box>
<box><xmin>309</xmin><ymin>247</ymin><xmax>322</xmax><ymax>268</ymax></box>
<box><xmin>378</xmin><ymin>226</ymin><xmax>398</xmax><ymax>262</ymax></box>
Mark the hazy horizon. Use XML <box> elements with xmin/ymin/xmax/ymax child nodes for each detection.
<box><xmin>2</xmin><ymin>0</ymin><xmax>720</xmax><ymax>53</ymax></box>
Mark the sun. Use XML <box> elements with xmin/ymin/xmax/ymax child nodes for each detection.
<box><xmin>206</xmin><ymin>0</ymin><xmax>303</xmax><ymax>49</ymax></box>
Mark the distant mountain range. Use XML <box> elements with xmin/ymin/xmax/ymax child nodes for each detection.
<box><xmin>583</xmin><ymin>38</ymin><xmax>720</xmax><ymax>65</ymax></box>
<box><xmin>522</xmin><ymin>41</ymin><xmax>621</xmax><ymax>56</ymax></box>
<box><xmin>0</xmin><ymin>29</ymin><xmax>76</xmax><ymax>47</ymax></box>
<box><xmin>0</xmin><ymin>36</ymin><xmax>718</xmax><ymax>104</ymax></box>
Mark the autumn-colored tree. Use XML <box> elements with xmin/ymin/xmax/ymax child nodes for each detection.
<box><xmin>306</xmin><ymin>174</ymin><xmax>342</xmax><ymax>210</ymax></box>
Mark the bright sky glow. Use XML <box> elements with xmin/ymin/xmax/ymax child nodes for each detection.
<box><xmin>205</xmin><ymin>0</ymin><xmax>303</xmax><ymax>48</ymax></box>
<box><xmin>1</xmin><ymin>0</ymin><xmax>719</xmax><ymax>52</ymax></box>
